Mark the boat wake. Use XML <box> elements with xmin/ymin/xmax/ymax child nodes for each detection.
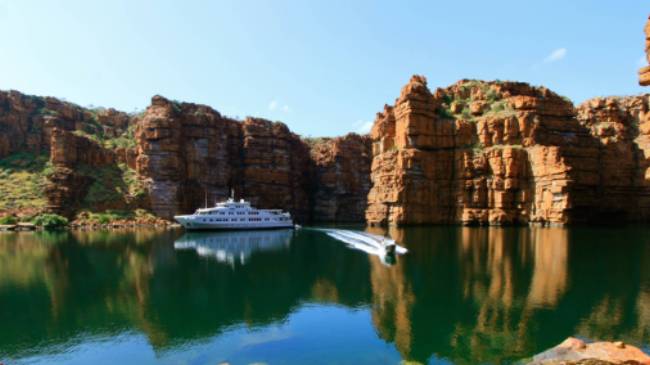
<box><xmin>315</xmin><ymin>228</ymin><xmax>407</xmax><ymax>265</ymax></box>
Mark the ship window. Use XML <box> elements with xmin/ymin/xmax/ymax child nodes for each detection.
<box><xmin>228</xmin><ymin>212</ymin><xmax>234</xmax><ymax>215</ymax></box>
<box><xmin>264</xmin><ymin>218</ymin><xmax>269</xmax><ymax>221</ymax></box>
<box><xmin>240</xmin><ymin>218</ymin><xmax>245</xmax><ymax>221</ymax></box>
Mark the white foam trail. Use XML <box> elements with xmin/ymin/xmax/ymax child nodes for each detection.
<box><xmin>314</xmin><ymin>228</ymin><xmax>407</xmax><ymax>264</ymax></box>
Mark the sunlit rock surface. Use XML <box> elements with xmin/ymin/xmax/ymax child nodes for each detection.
<box><xmin>527</xmin><ymin>337</ymin><xmax>650</xmax><ymax>365</ymax></box>
<box><xmin>367</xmin><ymin>76</ymin><xmax>650</xmax><ymax>226</ymax></box>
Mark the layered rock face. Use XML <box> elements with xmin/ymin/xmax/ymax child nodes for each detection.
<box><xmin>309</xmin><ymin>134</ymin><xmax>372</xmax><ymax>222</ymax></box>
<box><xmin>135</xmin><ymin>96</ymin><xmax>373</xmax><ymax>221</ymax></box>
<box><xmin>135</xmin><ymin>96</ymin><xmax>241</xmax><ymax>219</ymax></box>
<box><xmin>639</xmin><ymin>16</ymin><xmax>650</xmax><ymax>86</ymax></box>
<box><xmin>0</xmin><ymin>89</ymin><xmax>372</xmax><ymax>221</ymax></box>
<box><xmin>576</xmin><ymin>96</ymin><xmax>650</xmax><ymax>221</ymax></box>
<box><xmin>0</xmin><ymin>90</ymin><xmax>139</xmax><ymax>217</ymax></box>
<box><xmin>0</xmin><ymin>90</ymin><xmax>131</xmax><ymax>158</ymax></box>
<box><xmin>367</xmin><ymin>76</ymin><xmax>650</xmax><ymax>226</ymax></box>
<box><xmin>136</xmin><ymin>96</ymin><xmax>361</xmax><ymax>221</ymax></box>
<box><xmin>46</xmin><ymin>129</ymin><xmax>117</xmax><ymax>216</ymax></box>
<box><xmin>4</xmin><ymin>72</ymin><xmax>650</xmax><ymax>225</ymax></box>
<box><xmin>367</xmin><ymin>76</ymin><xmax>598</xmax><ymax>225</ymax></box>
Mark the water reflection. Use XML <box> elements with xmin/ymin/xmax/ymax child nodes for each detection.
<box><xmin>174</xmin><ymin>229</ymin><xmax>293</xmax><ymax>266</ymax></box>
<box><xmin>0</xmin><ymin>226</ymin><xmax>649</xmax><ymax>364</ymax></box>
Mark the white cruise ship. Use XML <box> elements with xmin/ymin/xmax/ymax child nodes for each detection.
<box><xmin>174</xmin><ymin>198</ymin><xmax>294</xmax><ymax>230</ymax></box>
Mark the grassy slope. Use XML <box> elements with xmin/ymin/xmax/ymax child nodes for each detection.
<box><xmin>0</xmin><ymin>152</ymin><xmax>53</xmax><ymax>214</ymax></box>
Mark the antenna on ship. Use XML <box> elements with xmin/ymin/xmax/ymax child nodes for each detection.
<box><xmin>230</xmin><ymin>188</ymin><xmax>235</xmax><ymax>200</ymax></box>
<box><xmin>204</xmin><ymin>188</ymin><xmax>208</xmax><ymax>208</ymax></box>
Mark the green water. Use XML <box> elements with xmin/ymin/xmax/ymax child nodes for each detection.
<box><xmin>1</xmin><ymin>226</ymin><xmax>649</xmax><ymax>365</ymax></box>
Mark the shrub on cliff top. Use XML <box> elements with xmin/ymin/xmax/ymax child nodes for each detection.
<box><xmin>32</xmin><ymin>214</ymin><xmax>69</xmax><ymax>230</ymax></box>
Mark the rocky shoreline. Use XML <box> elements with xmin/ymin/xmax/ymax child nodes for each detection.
<box><xmin>525</xmin><ymin>338</ymin><xmax>650</xmax><ymax>365</ymax></box>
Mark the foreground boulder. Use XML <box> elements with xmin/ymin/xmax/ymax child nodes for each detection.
<box><xmin>527</xmin><ymin>337</ymin><xmax>650</xmax><ymax>365</ymax></box>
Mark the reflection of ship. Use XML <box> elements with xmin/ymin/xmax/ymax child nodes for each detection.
<box><xmin>174</xmin><ymin>197</ymin><xmax>294</xmax><ymax>230</ymax></box>
<box><xmin>173</xmin><ymin>229</ymin><xmax>293</xmax><ymax>265</ymax></box>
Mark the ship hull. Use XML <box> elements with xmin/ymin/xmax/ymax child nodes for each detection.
<box><xmin>174</xmin><ymin>216</ymin><xmax>294</xmax><ymax>231</ymax></box>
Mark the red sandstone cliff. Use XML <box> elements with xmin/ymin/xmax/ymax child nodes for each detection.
<box><xmin>134</xmin><ymin>96</ymin><xmax>314</xmax><ymax>220</ymax></box>
<box><xmin>309</xmin><ymin>134</ymin><xmax>372</xmax><ymax>222</ymax></box>
<box><xmin>2</xmin><ymin>75</ymin><xmax>650</xmax><ymax>224</ymax></box>
<box><xmin>367</xmin><ymin>76</ymin><xmax>650</xmax><ymax>226</ymax></box>
<box><xmin>133</xmin><ymin>96</ymin><xmax>372</xmax><ymax>221</ymax></box>
<box><xmin>0</xmin><ymin>91</ymin><xmax>370</xmax><ymax>222</ymax></box>
<box><xmin>0</xmin><ymin>90</ymin><xmax>131</xmax><ymax>158</ymax></box>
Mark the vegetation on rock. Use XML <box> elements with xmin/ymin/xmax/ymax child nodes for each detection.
<box><xmin>0</xmin><ymin>152</ymin><xmax>53</xmax><ymax>214</ymax></box>
<box><xmin>32</xmin><ymin>213</ymin><xmax>68</xmax><ymax>230</ymax></box>
<box><xmin>0</xmin><ymin>215</ymin><xmax>18</xmax><ymax>225</ymax></box>
<box><xmin>73</xmin><ymin>209</ymin><xmax>164</xmax><ymax>226</ymax></box>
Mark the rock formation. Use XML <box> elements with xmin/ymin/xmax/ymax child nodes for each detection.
<box><xmin>528</xmin><ymin>337</ymin><xmax>650</xmax><ymax>365</ymax></box>
<box><xmin>576</xmin><ymin>96</ymin><xmax>650</xmax><ymax>221</ymax></box>
<box><xmin>134</xmin><ymin>96</ymin><xmax>314</xmax><ymax>220</ymax></box>
<box><xmin>134</xmin><ymin>96</ymin><xmax>241</xmax><ymax>219</ymax></box>
<box><xmin>0</xmin><ymin>90</ymin><xmax>372</xmax><ymax>221</ymax></box>
<box><xmin>0</xmin><ymin>90</ymin><xmax>131</xmax><ymax>158</ymax></box>
<box><xmin>366</xmin><ymin>75</ymin><xmax>650</xmax><ymax>226</ymax></box>
<box><xmin>309</xmin><ymin>134</ymin><xmax>372</xmax><ymax>222</ymax></box>
<box><xmin>46</xmin><ymin>128</ymin><xmax>118</xmax><ymax>216</ymax></box>
<box><xmin>367</xmin><ymin>76</ymin><xmax>590</xmax><ymax>225</ymax></box>
<box><xmin>3</xmin><ymin>70</ymin><xmax>650</xmax><ymax>224</ymax></box>
<box><xmin>640</xmin><ymin>16</ymin><xmax>650</xmax><ymax>86</ymax></box>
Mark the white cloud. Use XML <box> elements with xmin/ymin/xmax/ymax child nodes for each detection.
<box><xmin>543</xmin><ymin>48</ymin><xmax>567</xmax><ymax>63</ymax></box>
<box><xmin>269</xmin><ymin>100</ymin><xmax>290</xmax><ymax>113</ymax></box>
<box><xmin>354</xmin><ymin>120</ymin><xmax>373</xmax><ymax>134</ymax></box>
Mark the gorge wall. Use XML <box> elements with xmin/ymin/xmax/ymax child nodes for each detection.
<box><xmin>0</xmin><ymin>90</ymin><xmax>371</xmax><ymax>222</ymax></box>
<box><xmin>1</xmin><ymin>79</ymin><xmax>650</xmax><ymax>225</ymax></box>
<box><xmin>366</xmin><ymin>76</ymin><xmax>650</xmax><ymax>226</ymax></box>
<box><xmin>1</xmin><ymin>15</ymin><xmax>649</xmax><ymax>225</ymax></box>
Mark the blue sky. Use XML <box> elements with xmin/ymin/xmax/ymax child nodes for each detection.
<box><xmin>0</xmin><ymin>1</ymin><xmax>647</xmax><ymax>136</ymax></box>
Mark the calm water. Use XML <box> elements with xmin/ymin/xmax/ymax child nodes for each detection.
<box><xmin>1</xmin><ymin>226</ymin><xmax>650</xmax><ymax>365</ymax></box>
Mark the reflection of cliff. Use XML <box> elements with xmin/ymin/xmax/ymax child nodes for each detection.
<box><xmin>0</xmin><ymin>230</ymin><xmax>178</xmax><ymax>354</ymax></box>
<box><xmin>0</xmin><ymin>229</ymin><xmax>374</xmax><ymax>357</ymax></box>
<box><xmin>2</xmin><ymin>227</ymin><xmax>650</xmax><ymax>364</ymax></box>
<box><xmin>526</xmin><ymin>227</ymin><xmax>568</xmax><ymax>308</ymax></box>
<box><xmin>369</xmin><ymin>255</ymin><xmax>415</xmax><ymax>356</ymax></box>
<box><xmin>367</xmin><ymin>227</ymin><xmax>650</xmax><ymax>365</ymax></box>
